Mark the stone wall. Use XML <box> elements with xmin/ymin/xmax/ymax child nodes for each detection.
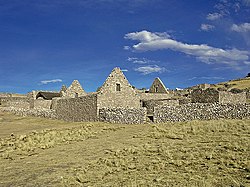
<box><xmin>138</xmin><ymin>93</ymin><xmax>172</xmax><ymax>101</ymax></box>
<box><xmin>149</xmin><ymin>78</ymin><xmax>168</xmax><ymax>93</ymax></box>
<box><xmin>55</xmin><ymin>94</ymin><xmax>98</xmax><ymax>122</ymax></box>
<box><xmin>0</xmin><ymin>107</ymin><xmax>56</xmax><ymax>119</ymax></box>
<box><xmin>191</xmin><ymin>88</ymin><xmax>219</xmax><ymax>103</ymax></box>
<box><xmin>143</xmin><ymin>99</ymin><xmax>179</xmax><ymax>115</ymax></box>
<box><xmin>0</xmin><ymin>97</ymin><xmax>30</xmax><ymax>109</ymax></box>
<box><xmin>99</xmin><ymin>107</ymin><xmax>147</xmax><ymax>124</ymax></box>
<box><xmin>219</xmin><ymin>91</ymin><xmax>246</xmax><ymax>104</ymax></box>
<box><xmin>97</xmin><ymin>67</ymin><xmax>141</xmax><ymax>109</ymax></box>
<box><xmin>154</xmin><ymin>103</ymin><xmax>250</xmax><ymax>123</ymax></box>
<box><xmin>63</xmin><ymin>80</ymin><xmax>86</xmax><ymax>98</ymax></box>
<box><xmin>34</xmin><ymin>99</ymin><xmax>52</xmax><ymax>109</ymax></box>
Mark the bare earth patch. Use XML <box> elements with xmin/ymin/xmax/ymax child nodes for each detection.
<box><xmin>0</xmin><ymin>111</ymin><xmax>249</xmax><ymax>186</ymax></box>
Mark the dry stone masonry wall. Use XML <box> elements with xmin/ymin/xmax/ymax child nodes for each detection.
<box><xmin>0</xmin><ymin>107</ymin><xmax>56</xmax><ymax>119</ymax></box>
<box><xmin>63</xmin><ymin>80</ymin><xmax>86</xmax><ymax>98</ymax></box>
<box><xmin>97</xmin><ymin>68</ymin><xmax>141</xmax><ymax>109</ymax></box>
<box><xmin>99</xmin><ymin>107</ymin><xmax>147</xmax><ymax>124</ymax></box>
<box><xmin>55</xmin><ymin>94</ymin><xmax>98</xmax><ymax>122</ymax></box>
<box><xmin>191</xmin><ymin>88</ymin><xmax>219</xmax><ymax>103</ymax></box>
<box><xmin>0</xmin><ymin>97</ymin><xmax>30</xmax><ymax>109</ymax></box>
<box><xmin>219</xmin><ymin>91</ymin><xmax>246</xmax><ymax>104</ymax></box>
<box><xmin>143</xmin><ymin>99</ymin><xmax>179</xmax><ymax>115</ymax></box>
<box><xmin>154</xmin><ymin>103</ymin><xmax>250</xmax><ymax>123</ymax></box>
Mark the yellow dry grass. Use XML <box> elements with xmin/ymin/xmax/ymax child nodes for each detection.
<box><xmin>216</xmin><ymin>77</ymin><xmax>250</xmax><ymax>90</ymax></box>
<box><xmin>0</xmin><ymin>111</ymin><xmax>249</xmax><ymax>186</ymax></box>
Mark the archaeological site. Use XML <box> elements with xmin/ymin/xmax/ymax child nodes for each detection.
<box><xmin>0</xmin><ymin>67</ymin><xmax>249</xmax><ymax>124</ymax></box>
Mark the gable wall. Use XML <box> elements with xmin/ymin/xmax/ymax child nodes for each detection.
<box><xmin>97</xmin><ymin>68</ymin><xmax>140</xmax><ymax>109</ymax></box>
<box><xmin>149</xmin><ymin>78</ymin><xmax>168</xmax><ymax>93</ymax></box>
<box><xmin>63</xmin><ymin>80</ymin><xmax>86</xmax><ymax>98</ymax></box>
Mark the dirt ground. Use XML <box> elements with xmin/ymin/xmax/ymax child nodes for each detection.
<box><xmin>0</xmin><ymin>111</ymin><xmax>249</xmax><ymax>186</ymax></box>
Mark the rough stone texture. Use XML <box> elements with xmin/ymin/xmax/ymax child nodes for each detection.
<box><xmin>154</xmin><ymin>103</ymin><xmax>250</xmax><ymax>122</ymax></box>
<box><xmin>219</xmin><ymin>91</ymin><xmax>246</xmax><ymax>104</ymax></box>
<box><xmin>50</xmin><ymin>97</ymin><xmax>61</xmax><ymax>110</ymax></box>
<box><xmin>63</xmin><ymin>80</ymin><xmax>86</xmax><ymax>98</ymax></box>
<box><xmin>55</xmin><ymin>94</ymin><xmax>98</xmax><ymax>122</ymax></box>
<box><xmin>0</xmin><ymin>107</ymin><xmax>56</xmax><ymax>119</ymax></box>
<box><xmin>99</xmin><ymin>107</ymin><xmax>147</xmax><ymax>124</ymax></box>
<box><xmin>138</xmin><ymin>93</ymin><xmax>172</xmax><ymax>101</ymax></box>
<box><xmin>191</xmin><ymin>88</ymin><xmax>246</xmax><ymax>104</ymax></box>
<box><xmin>97</xmin><ymin>67</ymin><xmax>141</xmax><ymax>109</ymax></box>
<box><xmin>34</xmin><ymin>99</ymin><xmax>52</xmax><ymax>109</ymax></box>
<box><xmin>149</xmin><ymin>77</ymin><xmax>168</xmax><ymax>93</ymax></box>
<box><xmin>191</xmin><ymin>88</ymin><xmax>219</xmax><ymax>103</ymax></box>
<box><xmin>142</xmin><ymin>99</ymin><xmax>179</xmax><ymax>115</ymax></box>
<box><xmin>0</xmin><ymin>97</ymin><xmax>30</xmax><ymax>109</ymax></box>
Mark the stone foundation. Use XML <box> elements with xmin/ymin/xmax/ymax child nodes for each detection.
<box><xmin>99</xmin><ymin>107</ymin><xmax>147</xmax><ymax>124</ymax></box>
<box><xmin>154</xmin><ymin>103</ymin><xmax>250</xmax><ymax>123</ymax></box>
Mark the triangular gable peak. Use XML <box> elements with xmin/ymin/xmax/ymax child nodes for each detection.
<box><xmin>98</xmin><ymin>67</ymin><xmax>135</xmax><ymax>94</ymax></box>
<box><xmin>63</xmin><ymin>80</ymin><xmax>86</xmax><ymax>98</ymax></box>
<box><xmin>149</xmin><ymin>77</ymin><xmax>168</xmax><ymax>93</ymax></box>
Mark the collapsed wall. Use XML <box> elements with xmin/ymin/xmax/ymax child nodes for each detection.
<box><xmin>55</xmin><ymin>94</ymin><xmax>98</xmax><ymax>122</ymax></box>
<box><xmin>154</xmin><ymin>103</ymin><xmax>250</xmax><ymax>123</ymax></box>
<box><xmin>99</xmin><ymin>107</ymin><xmax>146</xmax><ymax>124</ymax></box>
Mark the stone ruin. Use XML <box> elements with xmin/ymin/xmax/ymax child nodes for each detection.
<box><xmin>0</xmin><ymin>67</ymin><xmax>249</xmax><ymax>124</ymax></box>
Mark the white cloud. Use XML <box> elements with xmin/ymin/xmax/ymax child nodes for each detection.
<box><xmin>134</xmin><ymin>65</ymin><xmax>166</xmax><ymax>75</ymax></box>
<box><xmin>244</xmin><ymin>61</ymin><xmax>250</xmax><ymax>65</ymax></box>
<box><xmin>40</xmin><ymin>79</ymin><xmax>62</xmax><ymax>85</ymax></box>
<box><xmin>124</xmin><ymin>46</ymin><xmax>130</xmax><ymax>50</ymax></box>
<box><xmin>127</xmin><ymin>57</ymin><xmax>158</xmax><ymax>64</ymax></box>
<box><xmin>200</xmin><ymin>24</ymin><xmax>215</xmax><ymax>31</ymax></box>
<box><xmin>206</xmin><ymin>13</ymin><xmax>223</xmax><ymax>20</ymax></box>
<box><xmin>124</xmin><ymin>30</ymin><xmax>249</xmax><ymax>65</ymax></box>
<box><xmin>121</xmin><ymin>69</ymin><xmax>128</xmax><ymax>72</ymax></box>
<box><xmin>231</xmin><ymin>23</ymin><xmax>250</xmax><ymax>32</ymax></box>
<box><xmin>188</xmin><ymin>76</ymin><xmax>225</xmax><ymax>81</ymax></box>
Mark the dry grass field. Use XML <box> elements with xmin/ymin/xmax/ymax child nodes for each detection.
<box><xmin>0</xmin><ymin>111</ymin><xmax>249</xmax><ymax>186</ymax></box>
<box><xmin>216</xmin><ymin>77</ymin><xmax>250</xmax><ymax>90</ymax></box>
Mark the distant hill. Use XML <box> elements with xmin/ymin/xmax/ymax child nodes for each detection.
<box><xmin>215</xmin><ymin>77</ymin><xmax>250</xmax><ymax>90</ymax></box>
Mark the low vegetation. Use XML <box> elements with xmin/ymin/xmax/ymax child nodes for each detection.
<box><xmin>0</xmin><ymin>112</ymin><xmax>249</xmax><ymax>186</ymax></box>
<box><xmin>216</xmin><ymin>77</ymin><xmax>250</xmax><ymax>90</ymax></box>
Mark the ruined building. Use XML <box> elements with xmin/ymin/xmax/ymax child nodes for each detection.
<box><xmin>1</xmin><ymin>67</ymin><xmax>249</xmax><ymax>124</ymax></box>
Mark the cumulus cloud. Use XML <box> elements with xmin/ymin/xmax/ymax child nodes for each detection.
<box><xmin>206</xmin><ymin>13</ymin><xmax>223</xmax><ymax>20</ymax></box>
<box><xmin>40</xmin><ymin>79</ymin><xmax>62</xmax><ymax>85</ymax></box>
<box><xmin>134</xmin><ymin>65</ymin><xmax>166</xmax><ymax>75</ymax></box>
<box><xmin>124</xmin><ymin>30</ymin><xmax>249</xmax><ymax>65</ymax></box>
<box><xmin>200</xmin><ymin>24</ymin><xmax>215</xmax><ymax>31</ymax></box>
<box><xmin>231</xmin><ymin>23</ymin><xmax>250</xmax><ymax>32</ymax></box>
<box><xmin>121</xmin><ymin>69</ymin><xmax>128</xmax><ymax>72</ymax></box>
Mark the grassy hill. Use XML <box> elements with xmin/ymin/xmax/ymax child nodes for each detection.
<box><xmin>215</xmin><ymin>77</ymin><xmax>250</xmax><ymax>90</ymax></box>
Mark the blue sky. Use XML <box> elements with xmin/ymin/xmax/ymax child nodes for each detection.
<box><xmin>0</xmin><ymin>0</ymin><xmax>249</xmax><ymax>93</ymax></box>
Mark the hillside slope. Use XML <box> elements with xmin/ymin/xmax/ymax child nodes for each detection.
<box><xmin>215</xmin><ymin>77</ymin><xmax>250</xmax><ymax>90</ymax></box>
